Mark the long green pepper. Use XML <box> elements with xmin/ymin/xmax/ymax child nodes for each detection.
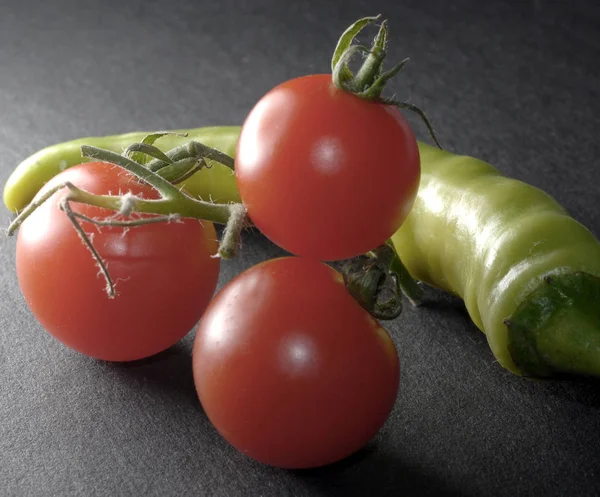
<box><xmin>391</xmin><ymin>144</ymin><xmax>600</xmax><ymax>378</ymax></box>
<box><xmin>3</xmin><ymin>126</ymin><xmax>242</xmax><ymax>212</ymax></box>
<box><xmin>4</xmin><ymin>126</ymin><xmax>600</xmax><ymax>379</ymax></box>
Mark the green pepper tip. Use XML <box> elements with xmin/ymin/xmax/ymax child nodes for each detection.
<box><xmin>507</xmin><ymin>271</ymin><xmax>600</xmax><ymax>379</ymax></box>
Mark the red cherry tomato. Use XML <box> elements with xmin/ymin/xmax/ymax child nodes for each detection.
<box><xmin>235</xmin><ymin>73</ymin><xmax>420</xmax><ymax>261</ymax></box>
<box><xmin>192</xmin><ymin>256</ymin><xmax>400</xmax><ymax>469</ymax></box>
<box><xmin>16</xmin><ymin>162</ymin><xmax>220</xmax><ymax>362</ymax></box>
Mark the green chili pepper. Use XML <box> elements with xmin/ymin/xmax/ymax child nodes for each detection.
<box><xmin>5</xmin><ymin>126</ymin><xmax>600</xmax><ymax>378</ymax></box>
<box><xmin>3</xmin><ymin>126</ymin><xmax>242</xmax><ymax>213</ymax></box>
<box><xmin>390</xmin><ymin>143</ymin><xmax>600</xmax><ymax>378</ymax></box>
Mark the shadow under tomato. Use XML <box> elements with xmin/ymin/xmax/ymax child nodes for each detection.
<box><xmin>101</xmin><ymin>339</ymin><xmax>206</xmax><ymax>415</ymax></box>
<box><xmin>286</xmin><ymin>442</ymin><xmax>467</xmax><ymax>497</ymax></box>
<box><xmin>103</xmin><ymin>341</ymin><xmax>191</xmax><ymax>368</ymax></box>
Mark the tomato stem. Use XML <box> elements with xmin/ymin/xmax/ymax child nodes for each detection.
<box><xmin>352</xmin><ymin>19</ymin><xmax>388</xmax><ymax>92</ymax></box>
<box><xmin>124</xmin><ymin>130</ymin><xmax>190</xmax><ymax>165</ymax></box>
<box><xmin>331</xmin><ymin>15</ymin><xmax>381</xmax><ymax>86</ymax></box>
<box><xmin>146</xmin><ymin>141</ymin><xmax>236</xmax><ymax>172</ymax></box>
<box><xmin>218</xmin><ymin>203</ymin><xmax>248</xmax><ymax>259</ymax></box>
<box><xmin>7</xmin><ymin>181</ymin><xmax>73</xmax><ymax>236</ymax></box>
<box><xmin>79</xmin><ymin>145</ymin><xmax>238</xmax><ymax>224</ymax></box>
<box><xmin>7</xmin><ymin>144</ymin><xmax>241</xmax><ymax>232</ymax></box>
<box><xmin>6</xmin><ymin>140</ymin><xmax>247</xmax><ymax>298</ymax></box>
<box><xmin>384</xmin><ymin>99</ymin><xmax>442</xmax><ymax>150</ymax></box>
<box><xmin>505</xmin><ymin>271</ymin><xmax>600</xmax><ymax>378</ymax></box>
<box><xmin>70</xmin><ymin>209</ymin><xmax>181</xmax><ymax>228</ymax></box>
<box><xmin>331</xmin><ymin>16</ymin><xmax>442</xmax><ymax>149</ymax></box>
<box><xmin>123</xmin><ymin>142</ymin><xmax>175</xmax><ymax>165</ymax></box>
<box><xmin>58</xmin><ymin>197</ymin><xmax>117</xmax><ymax>298</ymax></box>
<box><xmin>81</xmin><ymin>146</ymin><xmax>189</xmax><ymax>202</ymax></box>
<box><xmin>166</xmin><ymin>159</ymin><xmax>206</xmax><ymax>185</ymax></box>
<box><xmin>59</xmin><ymin>199</ymin><xmax>185</xmax><ymax>299</ymax></box>
<box><xmin>331</xmin><ymin>45</ymin><xmax>369</xmax><ymax>92</ymax></box>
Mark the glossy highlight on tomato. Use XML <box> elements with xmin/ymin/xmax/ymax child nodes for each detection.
<box><xmin>16</xmin><ymin>162</ymin><xmax>221</xmax><ymax>362</ymax></box>
<box><xmin>192</xmin><ymin>256</ymin><xmax>400</xmax><ymax>469</ymax></box>
<box><xmin>235</xmin><ymin>74</ymin><xmax>420</xmax><ymax>261</ymax></box>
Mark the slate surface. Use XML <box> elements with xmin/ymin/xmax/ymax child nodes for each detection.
<box><xmin>1</xmin><ymin>0</ymin><xmax>599</xmax><ymax>496</ymax></box>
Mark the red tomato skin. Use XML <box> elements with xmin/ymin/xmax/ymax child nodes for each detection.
<box><xmin>16</xmin><ymin>162</ymin><xmax>220</xmax><ymax>362</ymax></box>
<box><xmin>235</xmin><ymin>73</ymin><xmax>420</xmax><ymax>261</ymax></box>
<box><xmin>192</xmin><ymin>257</ymin><xmax>400</xmax><ymax>469</ymax></box>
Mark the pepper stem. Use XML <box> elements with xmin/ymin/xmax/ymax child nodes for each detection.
<box><xmin>505</xmin><ymin>271</ymin><xmax>600</xmax><ymax>378</ymax></box>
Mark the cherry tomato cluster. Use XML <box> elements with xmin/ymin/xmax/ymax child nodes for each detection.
<box><xmin>13</xmin><ymin>16</ymin><xmax>424</xmax><ymax>469</ymax></box>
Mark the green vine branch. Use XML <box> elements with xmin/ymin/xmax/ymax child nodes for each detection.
<box><xmin>7</xmin><ymin>141</ymin><xmax>247</xmax><ymax>299</ymax></box>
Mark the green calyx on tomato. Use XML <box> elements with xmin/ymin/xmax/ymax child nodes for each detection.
<box><xmin>331</xmin><ymin>15</ymin><xmax>441</xmax><ymax>149</ymax></box>
<box><xmin>342</xmin><ymin>241</ymin><xmax>424</xmax><ymax>320</ymax></box>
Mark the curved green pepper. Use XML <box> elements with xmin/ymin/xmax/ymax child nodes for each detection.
<box><xmin>3</xmin><ymin>126</ymin><xmax>242</xmax><ymax>213</ymax></box>
<box><xmin>391</xmin><ymin>144</ymin><xmax>600</xmax><ymax>378</ymax></box>
<box><xmin>4</xmin><ymin>127</ymin><xmax>600</xmax><ymax>378</ymax></box>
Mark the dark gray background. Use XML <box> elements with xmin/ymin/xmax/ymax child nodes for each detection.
<box><xmin>1</xmin><ymin>0</ymin><xmax>599</xmax><ymax>496</ymax></box>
